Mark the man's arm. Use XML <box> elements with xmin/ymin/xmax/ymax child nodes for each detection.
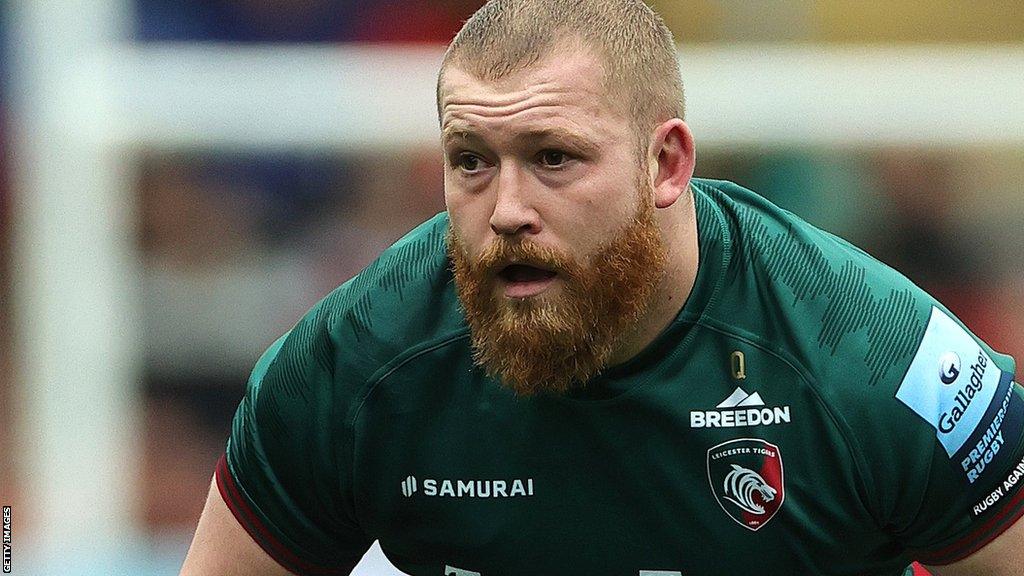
<box><xmin>924</xmin><ymin>515</ymin><xmax>1024</xmax><ymax>576</ymax></box>
<box><xmin>180</xmin><ymin>477</ymin><xmax>297</xmax><ymax>576</ymax></box>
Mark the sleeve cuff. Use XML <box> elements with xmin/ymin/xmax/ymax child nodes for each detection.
<box><xmin>215</xmin><ymin>454</ymin><xmax>354</xmax><ymax>576</ymax></box>
<box><xmin>913</xmin><ymin>483</ymin><xmax>1024</xmax><ymax>566</ymax></box>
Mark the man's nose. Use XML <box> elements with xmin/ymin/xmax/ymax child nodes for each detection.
<box><xmin>489</xmin><ymin>165</ymin><xmax>541</xmax><ymax>237</ymax></box>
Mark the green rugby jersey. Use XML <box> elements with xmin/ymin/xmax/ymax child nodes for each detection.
<box><xmin>216</xmin><ymin>179</ymin><xmax>1024</xmax><ymax>576</ymax></box>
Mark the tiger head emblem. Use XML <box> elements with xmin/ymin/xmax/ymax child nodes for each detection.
<box><xmin>722</xmin><ymin>464</ymin><xmax>777</xmax><ymax>515</ymax></box>
<box><xmin>707</xmin><ymin>438</ymin><xmax>785</xmax><ymax>530</ymax></box>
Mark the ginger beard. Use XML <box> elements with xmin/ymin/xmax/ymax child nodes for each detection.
<box><xmin>449</xmin><ymin>182</ymin><xmax>668</xmax><ymax>396</ymax></box>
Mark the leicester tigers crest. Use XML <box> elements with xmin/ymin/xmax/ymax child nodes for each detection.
<box><xmin>707</xmin><ymin>438</ymin><xmax>785</xmax><ymax>531</ymax></box>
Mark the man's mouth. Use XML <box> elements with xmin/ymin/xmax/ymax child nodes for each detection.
<box><xmin>497</xmin><ymin>264</ymin><xmax>558</xmax><ymax>298</ymax></box>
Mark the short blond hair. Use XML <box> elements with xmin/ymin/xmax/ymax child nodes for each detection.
<box><xmin>437</xmin><ymin>0</ymin><xmax>684</xmax><ymax>138</ymax></box>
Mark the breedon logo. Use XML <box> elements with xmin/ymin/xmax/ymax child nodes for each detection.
<box><xmin>690</xmin><ymin>387</ymin><xmax>792</xmax><ymax>428</ymax></box>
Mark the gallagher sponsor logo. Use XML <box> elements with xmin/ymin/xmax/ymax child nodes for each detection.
<box><xmin>897</xmin><ymin>307</ymin><xmax>1024</xmax><ymax>485</ymax></box>
<box><xmin>939</xmin><ymin>352</ymin><xmax>988</xmax><ymax>434</ymax></box>
<box><xmin>939</xmin><ymin>351</ymin><xmax>961</xmax><ymax>384</ymax></box>
<box><xmin>896</xmin><ymin>307</ymin><xmax>1002</xmax><ymax>458</ymax></box>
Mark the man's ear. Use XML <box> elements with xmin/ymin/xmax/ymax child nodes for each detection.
<box><xmin>648</xmin><ymin>119</ymin><xmax>696</xmax><ymax>209</ymax></box>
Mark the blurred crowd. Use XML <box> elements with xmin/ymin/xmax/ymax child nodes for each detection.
<box><xmin>132</xmin><ymin>0</ymin><xmax>484</xmax><ymax>535</ymax></box>
<box><xmin>136</xmin><ymin>0</ymin><xmax>484</xmax><ymax>42</ymax></box>
<box><xmin>0</xmin><ymin>0</ymin><xmax>1022</xmax><ymax>555</ymax></box>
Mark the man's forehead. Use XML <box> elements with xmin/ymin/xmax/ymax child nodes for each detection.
<box><xmin>442</xmin><ymin>36</ymin><xmax>605</xmax><ymax>87</ymax></box>
<box><xmin>442</xmin><ymin>63</ymin><xmax>602</xmax><ymax>104</ymax></box>
<box><xmin>439</xmin><ymin>53</ymin><xmax>622</xmax><ymax>140</ymax></box>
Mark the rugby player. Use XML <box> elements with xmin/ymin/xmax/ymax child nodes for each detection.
<box><xmin>180</xmin><ymin>1</ymin><xmax>1024</xmax><ymax>574</ymax></box>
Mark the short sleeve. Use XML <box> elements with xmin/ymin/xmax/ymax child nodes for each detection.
<box><xmin>854</xmin><ymin>305</ymin><xmax>1024</xmax><ymax>565</ymax></box>
<box><xmin>216</xmin><ymin>306</ymin><xmax>373</xmax><ymax>574</ymax></box>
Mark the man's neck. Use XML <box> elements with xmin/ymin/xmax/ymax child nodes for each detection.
<box><xmin>607</xmin><ymin>189</ymin><xmax>700</xmax><ymax>366</ymax></box>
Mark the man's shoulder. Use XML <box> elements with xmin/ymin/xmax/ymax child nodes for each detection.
<box><xmin>284</xmin><ymin>213</ymin><xmax>467</xmax><ymax>386</ymax></box>
<box><xmin>694</xmin><ymin>178</ymin><xmax>935</xmax><ymax>394</ymax></box>
<box><xmin>696</xmin><ymin>181</ymin><xmax>1020</xmax><ymax>482</ymax></box>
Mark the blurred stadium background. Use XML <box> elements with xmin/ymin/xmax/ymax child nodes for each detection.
<box><xmin>1</xmin><ymin>1</ymin><xmax>1022</xmax><ymax>574</ymax></box>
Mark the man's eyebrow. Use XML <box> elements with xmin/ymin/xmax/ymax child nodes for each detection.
<box><xmin>441</xmin><ymin>125</ymin><xmax>477</xmax><ymax>147</ymax></box>
<box><xmin>515</xmin><ymin>128</ymin><xmax>599</xmax><ymax>154</ymax></box>
<box><xmin>442</xmin><ymin>125</ymin><xmax>599</xmax><ymax>155</ymax></box>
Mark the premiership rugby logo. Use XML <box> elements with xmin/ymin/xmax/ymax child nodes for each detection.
<box><xmin>707</xmin><ymin>438</ymin><xmax>785</xmax><ymax>531</ymax></box>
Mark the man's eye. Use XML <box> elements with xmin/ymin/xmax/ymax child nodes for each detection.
<box><xmin>539</xmin><ymin>150</ymin><xmax>569</xmax><ymax>167</ymax></box>
<box><xmin>456</xmin><ymin>153</ymin><xmax>483</xmax><ymax>172</ymax></box>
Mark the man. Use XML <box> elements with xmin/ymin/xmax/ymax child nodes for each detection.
<box><xmin>180</xmin><ymin>1</ymin><xmax>1024</xmax><ymax>574</ymax></box>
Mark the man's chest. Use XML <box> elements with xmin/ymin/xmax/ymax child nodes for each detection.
<box><xmin>348</xmin><ymin>344</ymin><xmax>892</xmax><ymax>575</ymax></box>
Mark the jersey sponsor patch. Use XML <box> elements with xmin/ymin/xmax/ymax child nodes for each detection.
<box><xmin>707</xmin><ymin>438</ymin><xmax>785</xmax><ymax>531</ymax></box>
<box><xmin>401</xmin><ymin>475</ymin><xmax>535</xmax><ymax>498</ymax></box>
<box><xmin>895</xmin><ymin>307</ymin><xmax>1023</xmax><ymax>483</ymax></box>
<box><xmin>971</xmin><ymin>451</ymin><xmax>1024</xmax><ymax>518</ymax></box>
<box><xmin>690</xmin><ymin>386</ymin><xmax>792</xmax><ymax>428</ymax></box>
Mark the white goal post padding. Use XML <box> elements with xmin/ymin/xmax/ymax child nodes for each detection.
<box><xmin>116</xmin><ymin>43</ymin><xmax>1024</xmax><ymax>150</ymax></box>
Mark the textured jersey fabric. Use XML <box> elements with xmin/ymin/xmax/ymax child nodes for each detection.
<box><xmin>217</xmin><ymin>179</ymin><xmax>1024</xmax><ymax>575</ymax></box>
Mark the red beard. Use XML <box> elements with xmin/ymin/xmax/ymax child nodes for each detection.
<box><xmin>448</xmin><ymin>191</ymin><xmax>667</xmax><ymax>396</ymax></box>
